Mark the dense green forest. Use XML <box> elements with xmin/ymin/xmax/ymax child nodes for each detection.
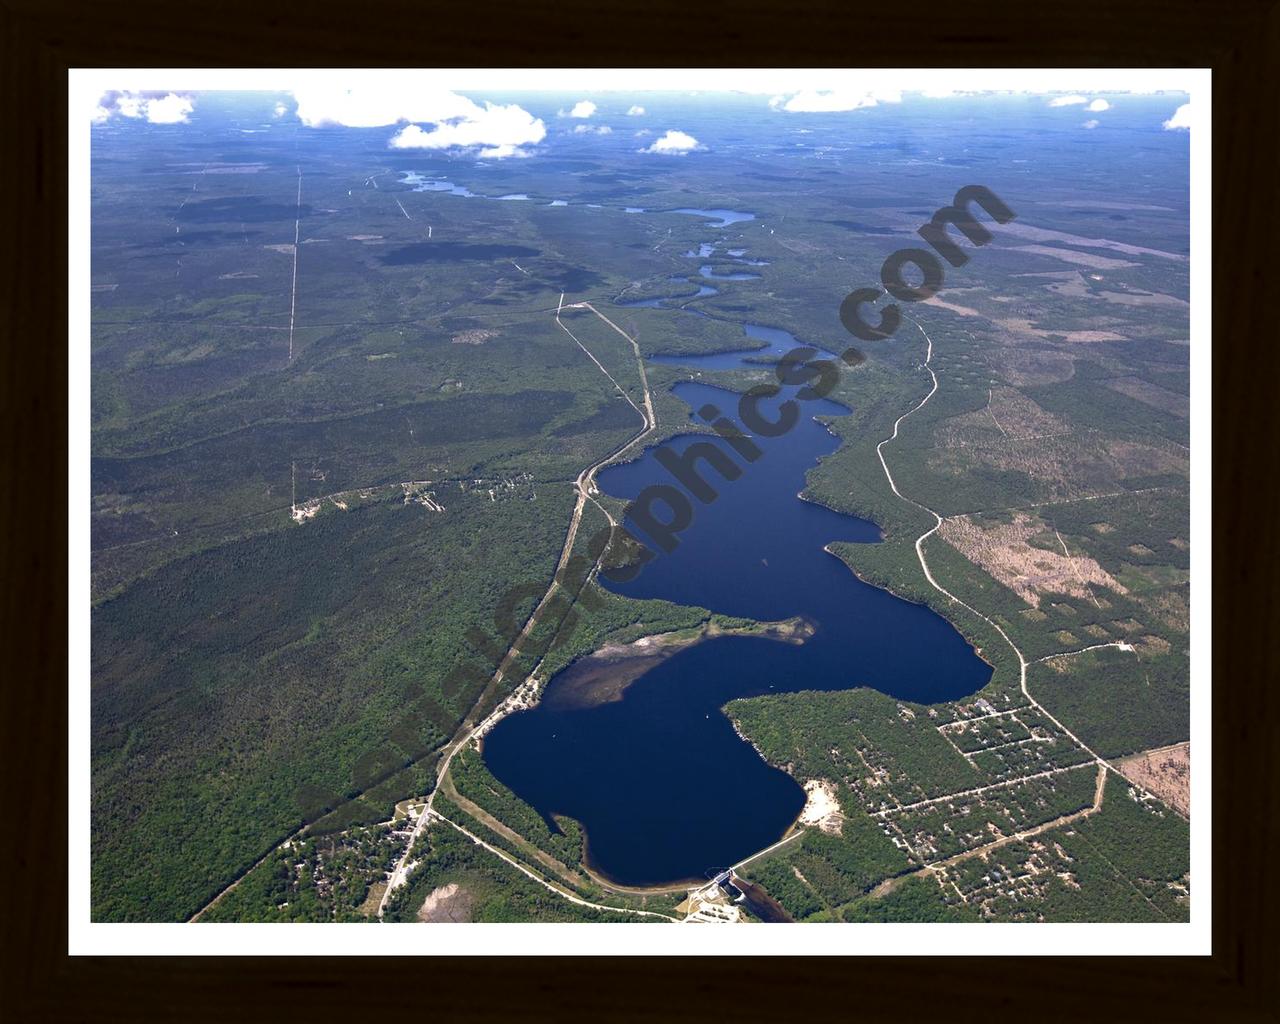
<box><xmin>92</xmin><ymin>94</ymin><xmax>1190</xmax><ymax>924</ymax></box>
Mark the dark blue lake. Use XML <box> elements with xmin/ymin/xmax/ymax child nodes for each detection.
<box><xmin>649</xmin><ymin>323</ymin><xmax>812</xmax><ymax>370</ymax></box>
<box><xmin>483</xmin><ymin>349</ymin><xmax>992</xmax><ymax>888</ymax></box>
<box><xmin>673</xmin><ymin>207</ymin><xmax>757</xmax><ymax>227</ymax></box>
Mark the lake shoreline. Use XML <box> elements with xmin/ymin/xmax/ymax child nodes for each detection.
<box><xmin>536</xmin><ymin>614</ymin><xmax>815</xmax><ymax>713</ymax></box>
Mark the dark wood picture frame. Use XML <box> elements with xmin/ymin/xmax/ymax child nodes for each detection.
<box><xmin>3</xmin><ymin>0</ymin><xmax>1276</xmax><ymax>1018</ymax></box>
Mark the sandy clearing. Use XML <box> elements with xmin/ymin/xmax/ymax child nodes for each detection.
<box><xmin>993</xmin><ymin>316</ymin><xmax>1127</xmax><ymax>343</ymax></box>
<box><xmin>1011</xmin><ymin>245</ymin><xmax>1139</xmax><ymax>271</ymax></box>
<box><xmin>452</xmin><ymin>329</ymin><xmax>499</xmax><ymax>345</ymax></box>
<box><xmin>799</xmin><ymin>779</ymin><xmax>844</xmax><ymax>835</ymax></box>
<box><xmin>940</xmin><ymin>511</ymin><xmax>1128</xmax><ymax>609</ymax></box>
<box><xmin>997</xmin><ymin>221</ymin><xmax>1187</xmax><ymax>261</ymax></box>
<box><xmin>922</xmin><ymin>294</ymin><xmax>985</xmax><ymax>318</ymax></box>
<box><xmin>1116</xmin><ymin>742</ymin><xmax>1189</xmax><ymax>818</ymax></box>
<box><xmin>416</xmin><ymin>882</ymin><xmax>475</xmax><ymax>923</ymax></box>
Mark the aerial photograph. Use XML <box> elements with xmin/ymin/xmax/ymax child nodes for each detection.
<box><xmin>85</xmin><ymin>72</ymin><xmax>1198</xmax><ymax>933</ymax></box>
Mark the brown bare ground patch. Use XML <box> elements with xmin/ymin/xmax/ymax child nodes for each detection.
<box><xmin>1136</xmin><ymin>634</ymin><xmax>1172</xmax><ymax>656</ymax></box>
<box><xmin>992</xmin><ymin>346</ymin><xmax>1076</xmax><ymax>386</ymax></box>
<box><xmin>1010</xmin><ymin>244</ymin><xmax>1139</xmax><ymax>271</ymax></box>
<box><xmin>1140</xmin><ymin>589</ymin><xmax>1190</xmax><ymax>633</ymax></box>
<box><xmin>452</xmin><ymin>329</ymin><xmax>499</xmax><ymax>346</ymax></box>
<box><xmin>1168</xmin><ymin>537</ymin><xmax>1189</xmax><ymax>551</ymax></box>
<box><xmin>1090</xmin><ymin>521</ymin><xmax>1114</xmax><ymax>534</ymax></box>
<box><xmin>986</xmin><ymin>387</ymin><xmax>1071</xmax><ymax>438</ymax></box>
<box><xmin>921</xmin><ymin>294</ymin><xmax>985</xmax><ymax>318</ymax></box>
<box><xmin>1117</xmin><ymin>742</ymin><xmax>1190</xmax><ymax>817</ymax></box>
<box><xmin>1106</xmin><ymin>377</ymin><xmax>1190</xmax><ymax>418</ymax></box>
<box><xmin>358</xmin><ymin>881</ymin><xmax>387</xmax><ymax>917</ymax></box>
<box><xmin>775</xmin><ymin>236</ymin><xmax>828</xmax><ymax>256</ymax></box>
<box><xmin>1108</xmin><ymin>439</ymin><xmax>1188</xmax><ymax>479</ymax></box>
<box><xmin>1055</xmin><ymin>630</ymin><xmax>1079</xmax><ymax>645</ymax></box>
<box><xmin>1059</xmin><ymin>329</ymin><xmax>1130</xmax><ymax>343</ymax></box>
<box><xmin>1129</xmin><ymin>543</ymin><xmax>1156</xmax><ymax>557</ymax></box>
<box><xmin>928</xmin><ymin>434</ymin><xmax>1122</xmax><ymax>504</ymax></box>
<box><xmin>998</xmin><ymin>222</ymin><xmax>1187</xmax><ymax>261</ymax></box>
<box><xmin>939</xmin><ymin>512</ymin><xmax>1128</xmax><ymax>608</ymax></box>
<box><xmin>933</xmin><ymin>408</ymin><xmax>1004</xmax><ymax>448</ymax></box>
<box><xmin>416</xmin><ymin>882</ymin><xmax>475</xmax><ymax>923</ymax></box>
<box><xmin>993</xmin><ymin>316</ymin><xmax>1127</xmax><ymax>344</ymax></box>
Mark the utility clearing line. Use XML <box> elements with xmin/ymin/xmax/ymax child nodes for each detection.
<box><xmin>986</xmin><ymin>386</ymin><xmax>1009</xmax><ymax>437</ymax></box>
<box><xmin>287</xmin><ymin>167</ymin><xmax>301</xmax><ymax>361</ymax></box>
<box><xmin>1054</xmin><ymin>527</ymin><xmax>1103</xmax><ymax>609</ymax></box>
<box><xmin>377</xmin><ymin>301</ymin><xmax>657</xmax><ymax>918</ymax></box>
<box><xmin>394</xmin><ymin>197</ymin><xmax>411</xmax><ymax>220</ymax></box>
<box><xmin>176</xmin><ymin>162</ymin><xmax>208</xmax><ymax>214</ymax></box>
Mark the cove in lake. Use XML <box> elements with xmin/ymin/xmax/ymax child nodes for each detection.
<box><xmin>401</xmin><ymin>172</ymin><xmax>475</xmax><ymax>197</ymax></box>
<box><xmin>648</xmin><ymin>323</ymin><xmax>813</xmax><ymax>369</ymax></box>
<box><xmin>483</xmin><ymin>338</ymin><xmax>993</xmax><ymax>888</ymax></box>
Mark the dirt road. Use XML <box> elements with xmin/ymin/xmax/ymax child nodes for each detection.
<box><xmin>377</xmin><ymin>300</ymin><xmax>658</xmax><ymax>916</ymax></box>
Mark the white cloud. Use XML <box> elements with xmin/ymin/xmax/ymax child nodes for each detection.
<box><xmin>273</xmin><ymin>101</ymin><xmax>288</xmax><ymax>118</ymax></box>
<box><xmin>567</xmin><ymin>100</ymin><xmax>596</xmax><ymax>118</ymax></box>
<box><xmin>641</xmin><ymin>129</ymin><xmax>701</xmax><ymax>154</ymax></box>
<box><xmin>573</xmin><ymin>124</ymin><xmax>611</xmax><ymax>135</ymax></box>
<box><xmin>626</xmin><ymin>105</ymin><xmax>645</xmax><ymax>116</ymax></box>
<box><xmin>477</xmin><ymin>144</ymin><xmax>533</xmax><ymax>159</ymax></box>
<box><xmin>146</xmin><ymin>93</ymin><xmax>194</xmax><ymax>123</ymax></box>
<box><xmin>290</xmin><ymin>86</ymin><xmax>545</xmax><ymax>157</ymax></box>
<box><xmin>1163</xmin><ymin>102</ymin><xmax>1193</xmax><ymax>131</ymax></box>
<box><xmin>292</xmin><ymin>86</ymin><xmax>480</xmax><ymax>127</ymax></box>
<box><xmin>1048</xmin><ymin>94</ymin><xmax>1088</xmax><ymax>107</ymax></box>
<box><xmin>769</xmin><ymin>89</ymin><xmax>901</xmax><ymax>112</ymax></box>
<box><xmin>387</xmin><ymin>99</ymin><xmax>545</xmax><ymax>157</ymax></box>
<box><xmin>92</xmin><ymin>91</ymin><xmax>195</xmax><ymax>124</ymax></box>
<box><xmin>1087</xmin><ymin>98</ymin><xmax>1111</xmax><ymax>112</ymax></box>
<box><xmin>1082</xmin><ymin>119</ymin><xmax>1100</xmax><ymax>129</ymax></box>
